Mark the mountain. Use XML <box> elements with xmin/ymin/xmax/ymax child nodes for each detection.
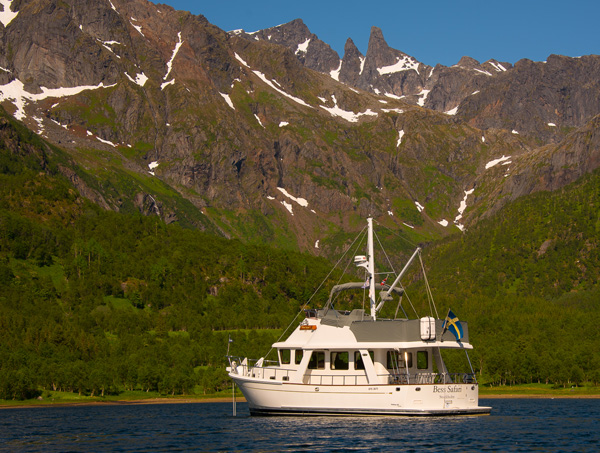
<box><xmin>2</xmin><ymin>0</ymin><xmax>600</xmax><ymax>398</ymax></box>
<box><xmin>242</xmin><ymin>21</ymin><xmax>600</xmax><ymax>145</ymax></box>
<box><xmin>0</xmin><ymin>0</ymin><xmax>599</xmax><ymax>253</ymax></box>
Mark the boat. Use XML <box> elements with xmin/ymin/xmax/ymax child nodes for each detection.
<box><xmin>227</xmin><ymin>217</ymin><xmax>491</xmax><ymax>416</ymax></box>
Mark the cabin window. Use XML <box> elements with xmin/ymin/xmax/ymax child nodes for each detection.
<box><xmin>386</xmin><ymin>351</ymin><xmax>413</xmax><ymax>369</ymax></box>
<box><xmin>417</xmin><ymin>351</ymin><xmax>428</xmax><ymax>370</ymax></box>
<box><xmin>330</xmin><ymin>351</ymin><xmax>349</xmax><ymax>370</ymax></box>
<box><xmin>308</xmin><ymin>351</ymin><xmax>325</xmax><ymax>370</ymax></box>
<box><xmin>294</xmin><ymin>350</ymin><xmax>303</xmax><ymax>365</ymax></box>
<box><xmin>354</xmin><ymin>351</ymin><xmax>374</xmax><ymax>370</ymax></box>
<box><xmin>387</xmin><ymin>351</ymin><xmax>400</xmax><ymax>369</ymax></box>
<box><xmin>280</xmin><ymin>349</ymin><xmax>291</xmax><ymax>365</ymax></box>
<box><xmin>387</xmin><ymin>351</ymin><xmax>413</xmax><ymax>368</ymax></box>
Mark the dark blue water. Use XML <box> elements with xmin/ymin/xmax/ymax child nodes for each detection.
<box><xmin>0</xmin><ymin>399</ymin><xmax>598</xmax><ymax>452</ymax></box>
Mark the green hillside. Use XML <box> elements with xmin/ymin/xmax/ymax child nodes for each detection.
<box><xmin>0</xmin><ymin>117</ymin><xmax>336</xmax><ymax>399</ymax></box>
<box><xmin>1</xmin><ymin>111</ymin><xmax>599</xmax><ymax>401</ymax></box>
<box><xmin>419</xmin><ymin>169</ymin><xmax>600</xmax><ymax>386</ymax></box>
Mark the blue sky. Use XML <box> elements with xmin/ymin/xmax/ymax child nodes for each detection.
<box><xmin>161</xmin><ymin>0</ymin><xmax>599</xmax><ymax>67</ymax></box>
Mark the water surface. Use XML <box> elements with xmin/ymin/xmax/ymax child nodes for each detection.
<box><xmin>1</xmin><ymin>399</ymin><xmax>598</xmax><ymax>451</ymax></box>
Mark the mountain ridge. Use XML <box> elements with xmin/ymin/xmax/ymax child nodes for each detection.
<box><xmin>0</xmin><ymin>0</ymin><xmax>598</xmax><ymax>253</ymax></box>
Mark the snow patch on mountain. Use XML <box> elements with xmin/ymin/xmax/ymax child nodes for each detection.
<box><xmin>0</xmin><ymin>0</ymin><xmax>18</xmax><ymax>27</ymax></box>
<box><xmin>164</xmin><ymin>32</ymin><xmax>183</xmax><ymax>81</ymax></box>
<box><xmin>96</xmin><ymin>136</ymin><xmax>117</xmax><ymax>147</ymax></box>
<box><xmin>252</xmin><ymin>70</ymin><xmax>311</xmax><ymax>108</ymax></box>
<box><xmin>296</xmin><ymin>38</ymin><xmax>310</xmax><ymax>55</ymax></box>
<box><xmin>454</xmin><ymin>188</ymin><xmax>475</xmax><ymax>228</ymax></box>
<box><xmin>320</xmin><ymin>95</ymin><xmax>377</xmax><ymax>122</ymax></box>
<box><xmin>281</xmin><ymin>200</ymin><xmax>294</xmax><ymax>215</ymax></box>
<box><xmin>485</xmin><ymin>155</ymin><xmax>511</xmax><ymax>169</ymax></box>
<box><xmin>381</xmin><ymin>108</ymin><xmax>404</xmax><ymax>114</ymax></box>
<box><xmin>0</xmin><ymin>79</ymin><xmax>116</xmax><ymax>121</ymax></box>
<box><xmin>359</xmin><ymin>56</ymin><xmax>366</xmax><ymax>75</ymax></box>
<box><xmin>220</xmin><ymin>92</ymin><xmax>235</xmax><ymax>110</ymax></box>
<box><xmin>125</xmin><ymin>72</ymin><xmax>148</xmax><ymax>87</ymax></box>
<box><xmin>161</xmin><ymin>79</ymin><xmax>175</xmax><ymax>90</ymax></box>
<box><xmin>277</xmin><ymin>187</ymin><xmax>308</xmax><ymax>207</ymax></box>
<box><xmin>330</xmin><ymin>60</ymin><xmax>342</xmax><ymax>81</ymax></box>
<box><xmin>234</xmin><ymin>53</ymin><xmax>312</xmax><ymax>108</ymax></box>
<box><xmin>417</xmin><ymin>89</ymin><xmax>430</xmax><ymax>107</ymax></box>
<box><xmin>488</xmin><ymin>61</ymin><xmax>507</xmax><ymax>72</ymax></box>
<box><xmin>473</xmin><ymin>68</ymin><xmax>492</xmax><ymax>76</ymax></box>
<box><xmin>130</xmin><ymin>18</ymin><xmax>144</xmax><ymax>37</ymax></box>
<box><xmin>377</xmin><ymin>56</ymin><xmax>419</xmax><ymax>75</ymax></box>
<box><xmin>397</xmin><ymin>130</ymin><xmax>404</xmax><ymax>147</ymax></box>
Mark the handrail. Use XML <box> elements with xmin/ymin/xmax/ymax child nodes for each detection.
<box><xmin>387</xmin><ymin>372</ymin><xmax>476</xmax><ymax>385</ymax></box>
<box><xmin>228</xmin><ymin>356</ymin><xmax>476</xmax><ymax>386</ymax></box>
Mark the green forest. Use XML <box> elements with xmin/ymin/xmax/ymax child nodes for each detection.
<box><xmin>1</xmin><ymin>112</ymin><xmax>600</xmax><ymax>401</ymax></box>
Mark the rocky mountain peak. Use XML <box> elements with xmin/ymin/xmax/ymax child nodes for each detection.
<box><xmin>0</xmin><ymin>0</ymin><xmax>599</xmax><ymax>251</ymax></box>
<box><xmin>231</xmin><ymin>18</ymin><xmax>340</xmax><ymax>74</ymax></box>
<box><xmin>456</xmin><ymin>56</ymin><xmax>481</xmax><ymax>68</ymax></box>
<box><xmin>338</xmin><ymin>37</ymin><xmax>363</xmax><ymax>85</ymax></box>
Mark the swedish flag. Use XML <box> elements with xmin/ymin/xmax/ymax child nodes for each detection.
<box><xmin>442</xmin><ymin>309</ymin><xmax>463</xmax><ymax>341</ymax></box>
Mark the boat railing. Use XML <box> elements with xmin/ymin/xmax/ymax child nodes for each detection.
<box><xmin>303</xmin><ymin>373</ymin><xmax>370</xmax><ymax>386</ymax></box>
<box><xmin>227</xmin><ymin>356</ymin><xmax>297</xmax><ymax>381</ymax></box>
<box><xmin>388</xmin><ymin>372</ymin><xmax>477</xmax><ymax>385</ymax></box>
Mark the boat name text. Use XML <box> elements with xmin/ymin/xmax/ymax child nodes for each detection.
<box><xmin>433</xmin><ymin>385</ymin><xmax>463</xmax><ymax>394</ymax></box>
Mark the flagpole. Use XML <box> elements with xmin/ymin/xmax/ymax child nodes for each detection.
<box><xmin>440</xmin><ymin>308</ymin><xmax>450</xmax><ymax>342</ymax></box>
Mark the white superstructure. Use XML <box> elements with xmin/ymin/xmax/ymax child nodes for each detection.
<box><xmin>227</xmin><ymin>218</ymin><xmax>491</xmax><ymax>416</ymax></box>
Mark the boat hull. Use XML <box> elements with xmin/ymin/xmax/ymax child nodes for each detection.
<box><xmin>231</xmin><ymin>374</ymin><xmax>491</xmax><ymax>417</ymax></box>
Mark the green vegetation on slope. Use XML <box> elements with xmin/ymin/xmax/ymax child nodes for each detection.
<box><xmin>1</xmin><ymin>111</ymin><xmax>600</xmax><ymax>401</ymax></box>
<box><xmin>0</xmin><ymin>123</ymin><xmax>335</xmax><ymax>400</ymax></box>
<box><xmin>420</xmin><ymin>169</ymin><xmax>600</xmax><ymax>387</ymax></box>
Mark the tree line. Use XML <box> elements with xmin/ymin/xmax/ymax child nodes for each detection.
<box><xmin>1</xmin><ymin>114</ymin><xmax>600</xmax><ymax>399</ymax></box>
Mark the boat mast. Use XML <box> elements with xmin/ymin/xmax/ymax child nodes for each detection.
<box><xmin>367</xmin><ymin>217</ymin><xmax>377</xmax><ymax>319</ymax></box>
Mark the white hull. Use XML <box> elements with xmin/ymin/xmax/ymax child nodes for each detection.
<box><xmin>232</xmin><ymin>375</ymin><xmax>491</xmax><ymax>416</ymax></box>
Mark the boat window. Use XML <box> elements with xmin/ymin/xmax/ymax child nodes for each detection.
<box><xmin>294</xmin><ymin>350</ymin><xmax>303</xmax><ymax>365</ymax></box>
<box><xmin>354</xmin><ymin>351</ymin><xmax>374</xmax><ymax>370</ymax></box>
<box><xmin>417</xmin><ymin>351</ymin><xmax>428</xmax><ymax>370</ymax></box>
<box><xmin>405</xmin><ymin>352</ymin><xmax>413</xmax><ymax>368</ymax></box>
<box><xmin>280</xmin><ymin>349</ymin><xmax>291</xmax><ymax>365</ymax></box>
<box><xmin>387</xmin><ymin>351</ymin><xmax>400</xmax><ymax>369</ymax></box>
<box><xmin>330</xmin><ymin>351</ymin><xmax>349</xmax><ymax>370</ymax></box>
<box><xmin>387</xmin><ymin>351</ymin><xmax>413</xmax><ymax>369</ymax></box>
<box><xmin>308</xmin><ymin>351</ymin><xmax>325</xmax><ymax>370</ymax></box>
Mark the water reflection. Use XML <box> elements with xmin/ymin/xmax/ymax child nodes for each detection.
<box><xmin>0</xmin><ymin>399</ymin><xmax>598</xmax><ymax>452</ymax></box>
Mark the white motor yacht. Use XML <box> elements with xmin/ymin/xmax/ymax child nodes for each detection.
<box><xmin>227</xmin><ymin>218</ymin><xmax>491</xmax><ymax>416</ymax></box>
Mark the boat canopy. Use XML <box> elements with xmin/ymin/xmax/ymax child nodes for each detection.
<box><xmin>327</xmin><ymin>282</ymin><xmax>404</xmax><ymax>306</ymax></box>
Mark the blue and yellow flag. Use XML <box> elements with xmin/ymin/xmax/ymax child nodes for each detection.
<box><xmin>442</xmin><ymin>309</ymin><xmax>463</xmax><ymax>341</ymax></box>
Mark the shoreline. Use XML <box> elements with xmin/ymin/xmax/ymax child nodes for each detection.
<box><xmin>0</xmin><ymin>396</ymin><xmax>246</xmax><ymax>410</ymax></box>
<box><xmin>2</xmin><ymin>394</ymin><xmax>600</xmax><ymax>409</ymax></box>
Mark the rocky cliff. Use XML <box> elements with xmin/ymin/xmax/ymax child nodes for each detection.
<box><xmin>0</xmin><ymin>0</ymin><xmax>598</xmax><ymax>253</ymax></box>
<box><xmin>244</xmin><ymin>20</ymin><xmax>600</xmax><ymax>146</ymax></box>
